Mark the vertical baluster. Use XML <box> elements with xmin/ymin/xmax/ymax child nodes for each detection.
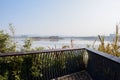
<box><xmin>45</xmin><ymin>52</ymin><xmax>48</xmax><ymax>80</ymax></box>
<box><xmin>69</xmin><ymin>50</ymin><xmax>72</xmax><ymax>74</ymax></box>
<box><xmin>55</xmin><ymin>52</ymin><xmax>59</xmax><ymax>77</ymax></box>
<box><xmin>38</xmin><ymin>54</ymin><xmax>41</xmax><ymax>80</ymax></box>
<box><xmin>46</xmin><ymin>52</ymin><xmax>50</xmax><ymax>80</ymax></box>
<box><xmin>58</xmin><ymin>51</ymin><xmax>60</xmax><ymax>77</ymax></box>
<box><xmin>65</xmin><ymin>51</ymin><xmax>68</xmax><ymax>75</ymax></box>
<box><xmin>61</xmin><ymin>51</ymin><xmax>65</xmax><ymax>76</ymax></box>
<box><xmin>70</xmin><ymin>50</ymin><xmax>73</xmax><ymax>74</ymax></box>
<box><xmin>59</xmin><ymin>51</ymin><xmax>62</xmax><ymax>76</ymax></box>
<box><xmin>62</xmin><ymin>51</ymin><xmax>65</xmax><ymax>76</ymax></box>
<box><xmin>49</xmin><ymin>52</ymin><xmax>52</xmax><ymax>79</ymax></box>
<box><xmin>41</xmin><ymin>53</ymin><xmax>44</xmax><ymax>80</ymax></box>
<box><xmin>46</xmin><ymin>52</ymin><xmax>49</xmax><ymax>80</ymax></box>
<box><xmin>49</xmin><ymin>52</ymin><xmax>51</xmax><ymax>79</ymax></box>
<box><xmin>64</xmin><ymin>51</ymin><xmax>68</xmax><ymax>75</ymax></box>
<box><xmin>58</xmin><ymin>51</ymin><xmax>61</xmax><ymax>77</ymax></box>
<box><xmin>51</xmin><ymin>52</ymin><xmax>55</xmax><ymax>78</ymax></box>
<box><xmin>52</xmin><ymin>52</ymin><xmax>55</xmax><ymax>78</ymax></box>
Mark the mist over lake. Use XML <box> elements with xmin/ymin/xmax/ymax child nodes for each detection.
<box><xmin>15</xmin><ymin>36</ymin><xmax>111</xmax><ymax>49</ymax></box>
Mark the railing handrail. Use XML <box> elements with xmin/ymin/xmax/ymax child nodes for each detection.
<box><xmin>0</xmin><ymin>47</ymin><xmax>120</xmax><ymax>80</ymax></box>
<box><xmin>86</xmin><ymin>48</ymin><xmax>120</xmax><ymax>64</ymax></box>
<box><xmin>1</xmin><ymin>47</ymin><xmax>120</xmax><ymax>64</ymax></box>
<box><xmin>0</xmin><ymin>48</ymin><xmax>85</xmax><ymax>57</ymax></box>
<box><xmin>86</xmin><ymin>48</ymin><xmax>120</xmax><ymax>80</ymax></box>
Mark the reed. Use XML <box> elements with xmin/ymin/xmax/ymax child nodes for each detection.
<box><xmin>95</xmin><ymin>24</ymin><xmax>120</xmax><ymax>57</ymax></box>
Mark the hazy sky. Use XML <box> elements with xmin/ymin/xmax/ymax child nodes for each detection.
<box><xmin>0</xmin><ymin>0</ymin><xmax>120</xmax><ymax>36</ymax></box>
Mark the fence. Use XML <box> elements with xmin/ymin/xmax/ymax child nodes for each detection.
<box><xmin>0</xmin><ymin>48</ymin><xmax>85</xmax><ymax>80</ymax></box>
<box><xmin>86</xmin><ymin>48</ymin><xmax>120</xmax><ymax>80</ymax></box>
<box><xmin>1</xmin><ymin>48</ymin><xmax>120</xmax><ymax>80</ymax></box>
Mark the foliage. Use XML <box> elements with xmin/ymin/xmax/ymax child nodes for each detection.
<box><xmin>93</xmin><ymin>24</ymin><xmax>120</xmax><ymax>57</ymax></box>
<box><xmin>21</xmin><ymin>38</ymin><xmax>32</xmax><ymax>52</ymax></box>
<box><xmin>0</xmin><ymin>24</ymin><xmax>82</xmax><ymax>80</ymax></box>
<box><xmin>0</xmin><ymin>24</ymin><xmax>45</xmax><ymax>79</ymax></box>
<box><xmin>0</xmin><ymin>27</ymin><xmax>83</xmax><ymax>79</ymax></box>
<box><xmin>0</xmin><ymin>30</ymin><xmax>16</xmax><ymax>53</ymax></box>
<box><xmin>0</xmin><ymin>51</ymin><xmax>84</xmax><ymax>80</ymax></box>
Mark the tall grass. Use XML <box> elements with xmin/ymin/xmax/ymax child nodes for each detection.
<box><xmin>95</xmin><ymin>24</ymin><xmax>120</xmax><ymax>57</ymax></box>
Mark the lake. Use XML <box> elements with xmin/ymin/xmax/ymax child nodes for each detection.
<box><xmin>16</xmin><ymin>38</ymin><xmax>111</xmax><ymax>49</ymax></box>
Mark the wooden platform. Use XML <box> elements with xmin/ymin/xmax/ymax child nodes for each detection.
<box><xmin>52</xmin><ymin>70</ymin><xmax>92</xmax><ymax>80</ymax></box>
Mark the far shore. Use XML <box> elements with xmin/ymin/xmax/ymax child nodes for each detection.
<box><xmin>11</xmin><ymin>35</ymin><xmax>116</xmax><ymax>41</ymax></box>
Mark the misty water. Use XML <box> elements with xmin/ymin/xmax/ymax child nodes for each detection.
<box><xmin>16</xmin><ymin>38</ymin><xmax>111</xmax><ymax>49</ymax></box>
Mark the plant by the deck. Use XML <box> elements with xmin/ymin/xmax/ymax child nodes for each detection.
<box><xmin>94</xmin><ymin>24</ymin><xmax>120</xmax><ymax>57</ymax></box>
<box><xmin>0</xmin><ymin>24</ymin><xmax>84</xmax><ymax>80</ymax></box>
<box><xmin>21</xmin><ymin>38</ymin><xmax>32</xmax><ymax>51</ymax></box>
<box><xmin>0</xmin><ymin>31</ymin><xmax>16</xmax><ymax>53</ymax></box>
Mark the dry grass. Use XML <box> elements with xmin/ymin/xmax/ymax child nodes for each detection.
<box><xmin>95</xmin><ymin>24</ymin><xmax>120</xmax><ymax>57</ymax></box>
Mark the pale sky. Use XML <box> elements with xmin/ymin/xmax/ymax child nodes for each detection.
<box><xmin>0</xmin><ymin>0</ymin><xmax>120</xmax><ymax>36</ymax></box>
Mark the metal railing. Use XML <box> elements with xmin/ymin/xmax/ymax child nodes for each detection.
<box><xmin>0</xmin><ymin>48</ymin><xmax>85</xmax><ymax>80</ymax></box>
<box><xmin>86</xmin><ymin>48</ymin><xmax>120</xmax><ymax>80</ymax></box>
<box><xmin>1</xmin><ymin>48</ymin><xmax>120</xmax><ymax>80</ymax></box>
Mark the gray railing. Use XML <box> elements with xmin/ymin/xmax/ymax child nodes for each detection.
<box><xmin>0</xmin><ymin>48</ymin><xmax>120</xmax><ymax>80</ymax></box>
<box><xmin>86</xmin><ymin>48</ymin><xmax>120</xmax><ymax>80</ymax></box>
<box><xmin>0</xmin><ymin>48</ymin><xmax>85</xmax><ymax>80</ymax></box>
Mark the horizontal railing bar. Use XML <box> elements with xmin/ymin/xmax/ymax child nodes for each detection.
<box><xmin>86</xmin><ymin>48</ymin><xmax>120</xmax><ymax>64</ymax></box>
<box><xmin>0</xmin><ymin>48</ymin><xmax>85</xmax><ymax>57</ymax></box>
<box><xmin>1</xmin><ymin>47</ymin><xmax>120</xmax><ymax>65</ymax></box>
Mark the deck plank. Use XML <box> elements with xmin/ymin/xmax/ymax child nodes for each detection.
<box><xmin>52</xmin><ymin>70</ymin><xmax>92</xmax><ymax>80</ymax></box>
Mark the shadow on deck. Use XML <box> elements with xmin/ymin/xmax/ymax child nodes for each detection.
<box><xmin>53</xmin><ymin>70</ymin><xmax>92</xmax><ymax>80</ymax></box>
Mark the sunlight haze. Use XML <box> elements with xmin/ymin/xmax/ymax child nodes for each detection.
<box><xmin>0</xmin><ymin>0</ymin><xmax>120</xmax><ymax>36</ymax></box>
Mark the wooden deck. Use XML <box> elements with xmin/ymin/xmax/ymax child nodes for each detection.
<box><xmin>52</xmin><ymin>70</ymin><xmax>92</xmax><ymax>80</ymax></box>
